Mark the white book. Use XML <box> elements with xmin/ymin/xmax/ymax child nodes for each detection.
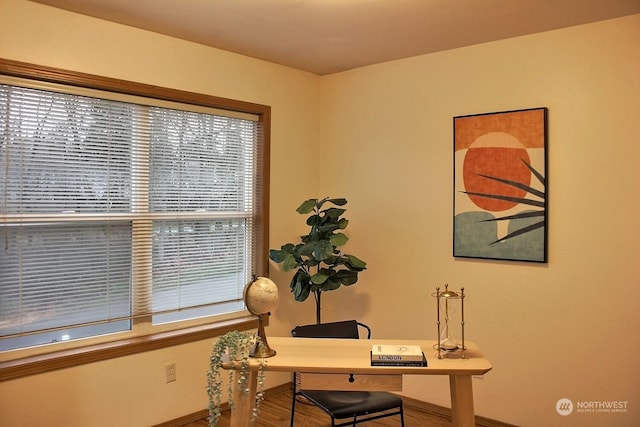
<box><xmin>371</xmin><ymin>344</ymin><xmax>424</xmax><ymax>362</ymax></box>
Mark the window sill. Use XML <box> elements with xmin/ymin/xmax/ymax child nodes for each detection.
<box><xmin>0</xmin><ymin>315</ymin><xmax>257</xmax><ymax>382</ymax></box>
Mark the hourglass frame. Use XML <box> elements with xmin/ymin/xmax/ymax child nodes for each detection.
<box><xmin>433</xmin><ymin>284</ymin><xmax>466</xmax><ymax>359</ymax></box>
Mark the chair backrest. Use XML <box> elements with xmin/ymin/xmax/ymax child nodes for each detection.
<box><xmin>291</xmin><ymin>320</ymin><xmax>371</xmax><ymax>339</ymax></box>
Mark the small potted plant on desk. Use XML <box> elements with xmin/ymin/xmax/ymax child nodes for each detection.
<box><xmin>206</xmin><ymin>330</ymin><xmax>267</xmax><ymax>427</ymax></box>
<box><xmin>269</xmin><ymin>197</ymin><xmax>367</xmax><ymax>324</ymax></box>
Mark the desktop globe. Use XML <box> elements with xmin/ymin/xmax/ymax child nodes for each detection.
<box><xmin>243</xmin><ymin>276</ymin><xmax>278</xmax><ymax>357</ymax></box>
<box><xmin>244</xmin><ymin>276</ymin><xmax>279</xmax><ymax>316</ymax></box>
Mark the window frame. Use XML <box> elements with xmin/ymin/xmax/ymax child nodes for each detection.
<box><xmin>0</xmin><ymin>58</ymin><xmax>271</xmax><ymax>380</ymax></box>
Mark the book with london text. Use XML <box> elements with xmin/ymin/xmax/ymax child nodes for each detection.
<box><xmin>371</xmin><ymin>344</ymin><xmax>424</xmax><ymax>362</ymax></box>
<box><xmin>370</xmin><ymin>352</ymin><xmax>427</xmax><ymax>367</ymax></box>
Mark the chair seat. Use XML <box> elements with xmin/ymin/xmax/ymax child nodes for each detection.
<box><xmin>290</xmin><ymin>321</ymin><xmax>404</xmax><ymax>426</ymax></box>
<box><xmin>300</xmin><ymin>390</ymin><xmax>403</xmax><ymax>419</ymax></box>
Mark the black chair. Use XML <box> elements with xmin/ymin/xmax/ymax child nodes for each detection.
<box><xmin>290</xmin><ymin>320</ymin><xmax>405</xmax><ymax>427</ymax></box>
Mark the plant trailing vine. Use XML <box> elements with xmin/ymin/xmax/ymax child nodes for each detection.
<box><xmin>206</xmin><ymin>330</ymin><xmax>267</xmax><ymax>427</ymax></box>
<box><xmin>269</xmin><ymin>197</ymin><xmax>367</xmax><ymax>323</ymax></box>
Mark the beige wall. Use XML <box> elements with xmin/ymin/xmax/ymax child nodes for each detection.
<box><xmin>316</xmin><ymin>14</ymin><xmax>640</xmax><ymax>427</ymax></box>
<box><xmin>0</xmin><ymin>0</ymin><xmax>317</xmax><ymax>425</ymax></box>
<box><xmin>1</xmin><ymin>0</ymin><xmax>639</xmax><ymax>426</ymax></box>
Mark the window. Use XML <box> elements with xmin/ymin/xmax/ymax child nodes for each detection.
<box><xmin>0</xmin><ymin>60</ymin><xmax>269</xmax><ymax>353</ymax></box>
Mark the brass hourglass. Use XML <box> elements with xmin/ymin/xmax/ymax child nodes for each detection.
<box><xmin>433</xmin><ymin>284</ymin><xmax>465</xmax><ymax>359</ymax></box>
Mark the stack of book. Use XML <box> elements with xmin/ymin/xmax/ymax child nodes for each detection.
<box><xmin>370</xmin><ymin>344</ymin><xmax>427</xmax><ymax>367</ymax></box>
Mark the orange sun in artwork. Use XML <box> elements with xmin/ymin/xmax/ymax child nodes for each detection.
<box><xmin>462</xmin><ymin>132</ymin><xmax>531</xmax><ymax>212</ymax></box>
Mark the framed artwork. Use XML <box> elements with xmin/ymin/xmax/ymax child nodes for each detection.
<box><xmin>453</xmin><ymin>107</ymin><xmax>548</xmax><ymax>263</ymax></box>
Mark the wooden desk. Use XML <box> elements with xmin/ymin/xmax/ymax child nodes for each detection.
<box><xmin>225</xmin><ymin>337</ymin><xmax>492</xmax><ymax>427</ymax></box>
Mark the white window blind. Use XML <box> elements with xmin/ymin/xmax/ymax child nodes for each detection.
<box><xmin>0</xmin><ymin>79</ymin><xmax>265</xmax><ymax>351</ymax></box>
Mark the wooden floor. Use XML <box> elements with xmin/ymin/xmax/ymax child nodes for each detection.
<box><xmin>176</xmin><ymin>384</ymin><xmax>513</xmax><ymax>427</ymax></box>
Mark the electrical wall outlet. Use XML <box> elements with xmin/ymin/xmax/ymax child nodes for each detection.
<box><xmin>165</xmin><ymin>363</ymin><xmax>176</xmax><ymax>383</ymax></box>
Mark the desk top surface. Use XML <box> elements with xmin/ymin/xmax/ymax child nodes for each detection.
<box><xmin>243</xmin><ymin>337</ymin><xmax>492</xmax><ymax>376</ymax></box>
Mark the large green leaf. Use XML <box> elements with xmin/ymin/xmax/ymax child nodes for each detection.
<box><xmin>291</xmin><ymin>269</ymin><xmax>311</xmax><ymax>302</ymax></box>
<box><xmin>318</xmin><ymin>228</ymin><xmax>339</xmax><ymax>238</ymax></box>
<box><xmin>268</xmin><ymin>243</ymin><xmax>295</xmax><ymax>263</ymax></box>
<box><xmin>312</xmin><ymin>240</ymin><xmax>334</xmax><ymax>261</ymax></box>
<box><xmin>296</xmin><ymin>198</ymin><xmax>318</xmax><ymax>214</ymax></box>
<box><xmin>330</xmin><ymin>232</ymin><xmax>348</xmax><ymax>247</ymax></box>
<box><xmin>298</xmin><ymin>242</ymin><xmax>315</xmax><ymax>257</ymax></box>
<box><xmin>326</xmin><ymin>198</ymin><xmax>347</xmax><ymax>206</ymax></box>
<box><xmin>322</xmin><ymin>254</ymin><xmax>339</xmax><ymax>266</ymax></box>
<box><xmin>268</xmin><ymin>249</ymin><xmax>285</xmax><ymax>263</ymax></box>
<box><xmin>310</xmin><ymin>271</ymin><xmax>329</xmax><ymax>285</ymax></box>
<box><xmin>320</xmin><ymin>278</ymin><xmax>342</xmax><ymax>291</ymax></box>
<box><xmin>323</xmin><ymin>208</ymin><xmax>346</xmax><ymax>219</ymax></box>
<box><xmin>290</xmin><ymin>280</ymin><xmax>301</xmax><ymax>298</ymax></box>
<box><xmin>305</xmin><ymin>257</ymin><xmax>321</xmax><ymax>268</ymax></box>
<box><xmin>334</xmin><ymin>269</ymin><xmax>359</xmax><ymax>285</ymax></box>
<box><xmin>282</xmin><ymin>253</ymin><xmax>300</xmax><ymax>272</ymax></box>
<box><xmin>345</xmin><ymin>254</ymin><xmax>367</xmax><ymax>271</ymax></box>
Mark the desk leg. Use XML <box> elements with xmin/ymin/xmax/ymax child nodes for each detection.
<box><xmin>229</xmin><ymin>370</ymin><xmax>258</xmax><ymax>427</ymax></box>
<box><xmin>449</xmin><ymin>374</ymin><xmax>475</xmax><ymax>427</ymax></box>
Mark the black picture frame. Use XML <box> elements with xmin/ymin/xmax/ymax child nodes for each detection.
<box><xmin>453</xmin><ymin>107</ymin><xmax>548</xmax><ymax>263</ymax></box>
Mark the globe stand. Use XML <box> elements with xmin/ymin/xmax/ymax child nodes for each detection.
<box><xmin>251</xmin><ymin>313</ymin><xmax>276</xmax><ymax>358</ymax></box>
<box><xmin>243</xmin><ymin>276</ymin><xmax>279</xmax><ymax>358</ymax></box>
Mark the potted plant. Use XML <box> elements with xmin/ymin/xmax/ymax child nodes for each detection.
<box><xmin>206</xmin><ymin>330</ymin><xmax>267</xmax><ymax>427</ymax></box>
<box><xmin>269</xmin><ymin>197</ymin><xmax>367</xmax><ymax>324</ymax></box>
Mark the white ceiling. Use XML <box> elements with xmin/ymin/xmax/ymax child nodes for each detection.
<box><xmin>30</xmin><ymin>0</ymin><xmax>640</xmax><ymax>75</ymax></box>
